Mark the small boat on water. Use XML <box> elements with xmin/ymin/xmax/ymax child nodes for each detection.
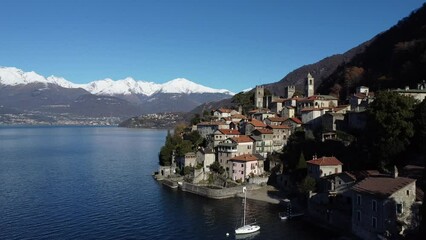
<box><xmin>278</xmin><ymin>211</ymin><xmax>304</xmax><ymax>220</ymax></box>
<box><xmin>278</xmin><ymin>198</ymin><xmax>304</xmax><ymax>220</ymax></box>
<box><xmin>235</xmin><ymin>187</ymin><xmax>260</xmax><ymax>235</ymax></box>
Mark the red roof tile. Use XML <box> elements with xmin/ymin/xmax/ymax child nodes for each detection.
<box><xmin>249</xmin><ymin>119</ymin><xmax>266</xmax><ymax>127</ymax></box>
<box><xmin>254</xmin><ymin>129</ymin><xmax>273</xmax><ymax>134</ymax></box>
<box><xmin>218</xmin><ymin>129</ymin><xmax>240</xmax><ymax>135</ymax></box>
<box><xmin>307</xmin><ymin>156</ymin><xmax>342</xmax><ymax>166</ymax></box>
<box><xmin>230</xmin><ymin>154</ymin><xmax>259</xmax><ymax>162</ymax></box>
<box><xmin>352</xmin><ymin>176</ymin><xmax>415</xmax><ymax>198</ymax></box>
<box><xmin>231</xmin><ymin>135</ymin><xmax>254</xmax><ymax>143</ymax></box>
<box><xmin>284</xmin><ymin>117</ymin><xmax>302</xmax><ymax>124</ymax></box>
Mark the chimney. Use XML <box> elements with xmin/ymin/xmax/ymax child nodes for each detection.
<box><xmin>313</xmin><ymin>154</ymin><xmax>317</xmax><ymax>160</ymax></box>
<box><xmin>393</xmin><ymin>165</ymin><xmax>399</xmax><ymax>178</ymax></box>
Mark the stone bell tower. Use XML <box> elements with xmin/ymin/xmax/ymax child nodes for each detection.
<box><xmin>254</xmin><ymin>85</ymin><xmax>264</xmax><ymax>109</ymax></box>
<box><xmin>305</xmin><ymin>73</ymin><xmax>314</xmax><ymax>97</ymax></box>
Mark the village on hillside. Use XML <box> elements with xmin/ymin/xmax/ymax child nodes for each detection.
<box><xmin>154</xmin><ymin>74</ymin><xmax>426</xmax><ymax>239</ymax></box>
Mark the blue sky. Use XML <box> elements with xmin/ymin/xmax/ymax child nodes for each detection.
<box><xmin>0</xmin><ymin>0</ymin><xmax>424</xmax><ymax>93</ymax></box>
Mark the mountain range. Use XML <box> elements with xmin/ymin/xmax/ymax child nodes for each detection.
<box><xmin>0</xmin><ymin>67</ymin><xmax>233</xmax><ymax>123</ymax></box>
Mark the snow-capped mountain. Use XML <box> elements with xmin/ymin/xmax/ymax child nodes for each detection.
<box><xmin>0</xmin><ymin>66</ymin><xmax>234</xmax><ymax>121</ymax></box>
<box><xmin>0</xmin><ymin>67</ymin><xmax>77</xmax><ymax>88</ymax></box>
<box><xmin>0</xmin><ymin>66</ymin><xmax>234</xmax><ymax>96</ymax></box>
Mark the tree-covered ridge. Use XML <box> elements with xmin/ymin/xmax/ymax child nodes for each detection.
<box><xmin>318</xmin><ymin>3</ymin><xmax>426</xmax><ymax>99</ymax></box>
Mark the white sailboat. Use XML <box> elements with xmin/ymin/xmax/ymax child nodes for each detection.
<box><xmin>235</xmin><ymin>187</ymin><xmax>260</xmax><ymax>235</ymax></box>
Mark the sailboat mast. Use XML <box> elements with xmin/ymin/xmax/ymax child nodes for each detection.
<box><xmin>243</xmin><ymin>187</ymin><xmax>246</xmax><ymax>226</ymax></box>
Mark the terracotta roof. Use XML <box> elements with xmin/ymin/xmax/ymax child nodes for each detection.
<box><xmin>307</xmin><ymin>156</ymin><xmax>342</xmax><ymax>166</ymax></box>
<box><xmin>218</xmin><ymin>129</ymin><xmax>240</xmax><ymax>135</ymax></box>
<box><xmin>352</xmin><ymin>176</ymin><xmax>416</xmax><ymax>198</ymax></box>
<box><xmin>248</xmin><ymin>119</ymin><xmax>266</xmax><ymax>127</ymax></box>
<box><xmin>284</xmin><ymin>117</ymin><xmax>302</xmax><ymax>124</ymax></box>
<box><xmin>267</xmin><ymin>124</ymin><xmax>291</xmax><ymax>129</ymax></box>
<box><xmin>231</xmin><ymin>135</ymin><xmax>254</xmax><ymax>143</ymax></box>
<box><xmin>253</xmin><ymin>129</ymin><xmax>273</xmax><ymax>134</ymax></box>
<box><xmin>230</xmin><ymin>154</ymin><xmax>259</xmax><ymax>162</ymax></box>
<box><xmin>231</xmin><ymin>114</ymin><xmax>246</xmax><ymax>119</ymax></box>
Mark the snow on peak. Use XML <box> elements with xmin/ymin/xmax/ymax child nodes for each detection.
<box><xmin>161</xmin><ymin>78</ymin><xmax>233</xmax><ymax>95</ymax></box>
<box><xmin>0</xmin><ymin>66</ymin><xmax>234</xmax><ymax>96</ymax></box>
<box><xmin>0</xmin><ymin>66</ymin><xmax>76</xmax><ymax>88</ymax></box>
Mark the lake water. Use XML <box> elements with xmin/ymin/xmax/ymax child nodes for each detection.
<box><xmin>0</xmin><ymin>127</ymin><xmax>329</xmax><ymax>240</ymax></box>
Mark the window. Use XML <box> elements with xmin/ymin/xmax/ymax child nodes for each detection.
<box><xmin>372</xmin><ymin>217</ymin><xmax>377</xmax><ymax>228</ymax></box>
<box><xmin>357</xmin><ymin>211</ymin><xmax>361</xmax><ymax>222</ymax></box>
<box><xmin>372</xmin><ymin>200</ymin><xmax>377</xmax><ymax>212</ymax></box>
<box><xmin>396</xmin><ymin>203</ymin><xmax>403</xmax><ymax>214</ymax></box>
<box><xmin>407</xmin><ymin>190</ymin><xmax>410</xmax><ymax>196</ymax></box>
<box><xmin>241</xmin><ymin>164</ymin><xmax>244</xmax><ymax>167</ymax></box>
<box><xmin>356</xmin><ymin>194</ymin><xmax>362</xmax><ymax>205</ymax></box>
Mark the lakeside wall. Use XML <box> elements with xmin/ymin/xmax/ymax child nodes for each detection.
<box><xmin>181</xmin><ymin>182</ymin><xmax>258</xmax><ymax>199</ymax></box>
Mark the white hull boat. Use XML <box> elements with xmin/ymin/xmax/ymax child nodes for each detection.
<box><xmin>235</xmin><ymin>187</ymin><xmax>260</xmax><ymax>235</ymax></box>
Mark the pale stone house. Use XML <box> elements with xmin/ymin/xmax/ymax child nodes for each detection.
<box><xmin>196</xmin><ymin>121</ymin><xmax>229</xmax><ymax>139</ymax></box>
<box><xmin>196</xmin><ymin>148</ymin><xmax>215</xmax><ymax>173</ymax></box>
<box><xmin>251</xmin><ymin>128</ymin><xmax>274</xmax><ymax>155</ymax></box>
<box><xmin>393</xmin><ymin>81</ymin><xmax>426</xmax><ymax>101</ymax></box>
<box><xmin>264</xmin><ymin>117</ymin><xmax>286</xmax><ymax>126</ymax></box>
<box><xmin>297</xmin><ymin>95</ymin><xmax>338</xmax><ymax>115</ymax></box>
<box><xmin>349</xmin><ymin>86</ymin><xmax>375</xmax><ymax>112</ymax></box>
<box><xmin>269</xmin><ymin>98</ymin><xmax>285</xmax><ymax>113</ymax></box>
<box><xmin>216</xmin><ymin>135</ymin><xmax>254</xmax><ymax>172</ymax></box>
<box><xmin>266</xmin><ymin>125</ymin><xmax>291</xmax><ymax>152</ymax></box>
<box><xmin>212</xmin><ymin>108</ymin><xmax>238</xmax><ymax>119</ymax></box>
<box><xmin>176</xmin><ymin>152</ymin><xmax>197</xmax><ymax>169</ymax></box>
<box><xmin>212</xmin><ymin>129</ymin><xmax>240</xmax><ymax>147</ymax></box>
<box><xmin>242</xmin><ymin>118</ymin><xmax>266</xmax><ymax>135</ymax></box>
<box><xmin>281</xmin><ymin>106</ymin><xmax>295</xmax><ymax>119</ymax></box>
<box><xmin>229</xmin><ymin>154</ymin><xmax>264</xmax><ymax>182</ymax></box>
<box><xmin>282</xmin><ymin>117</ymin><xmax>302</xmax><ymax>132</ymax></box>
<box><xmin>307</xmin><ymin>156</ymin><xmax>343</xmax><ymax>180</ymax></box>
<box><xmin>351</xmin><ymin>170</ymin><xmax>418</xmax><ymax>239</ymax></box>
<box><xmin>252</xmin><ymin>111</ymin><xmax>276</xmax><ymax>121</ymax></box>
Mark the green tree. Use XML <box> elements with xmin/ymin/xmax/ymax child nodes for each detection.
<box><xmin>413</xmin><ymin>99</ymin><xmax>426</xmax><ymax>153</ymax></box>
<box><xmin>295</xmin><ymin>152</ymin><xmax>307</xmax><ymax>170</ymax></box>
<box><xmin>184</xmin><ymin>130</ymin><xmax>203</xmax><ymax>149</ymax></box>
<box><xmin>190</xmin><ymin>113</ymin><xmax>201</xmax><ymax>125</ymax></box>
<box><xmin>366</xmin><ymin>91</ymin><xmax>416</xmax><ymax>168</ymax></box>
<box><xmin>298</xmin><ymin>176</ymin><xmax>316</xmax><ymax>195</ymax></box>
<box><xmin>232</xmin><ymin>91</ymin><xmax>254</xmax><ymax>114</ymax></box>
<box><xmin>175</xmin><ymin>140</ymin><xmax>193</xmax><ymax>157</ymax></box>
<box><xmin>159</xmin><ymin>131</ymin><xmax>176</xmax><ymax>166</ymax></box>
<box><xmin>209</xmin><ymin>161</ymin><xmax>225</xmax><ymax>175</ymax></box>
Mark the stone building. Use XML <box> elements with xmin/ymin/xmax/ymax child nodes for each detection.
<box><xmin>351</xmin><ymin>170</ymin><xmax>418</xmax><ymax>239</ymax></box>
<box><xmin>307</xmin><ymin>156</ymin><xmax>343</xmax><ymax>180</ymax></box>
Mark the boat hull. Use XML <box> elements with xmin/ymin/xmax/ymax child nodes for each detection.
<box><xmin>235</xmin><ymin>224</ymin><xmax>260</xmax><ymax>235</ymax></box>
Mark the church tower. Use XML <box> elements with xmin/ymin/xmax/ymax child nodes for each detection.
<box><xmin>254</xmin><ymin>85</ymin><xmax>264</xmax><ymax>109</ymax></box>
<box><xmin>305</xmin><ymin>73</ymin><xmax>314</xmax><ymax>97</ymax></box>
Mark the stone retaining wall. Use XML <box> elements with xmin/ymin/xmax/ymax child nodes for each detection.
<box><xmin>181</xmin><ymin>182</ymin><xmax>255</xmax><ymax>199</ymax></box>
